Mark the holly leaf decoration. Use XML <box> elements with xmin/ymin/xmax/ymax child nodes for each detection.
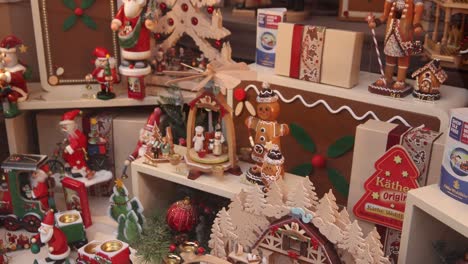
<box><xmin>327</xmin><ymin>135</ymin><xmax>354</xmax><ymax>158</ymax></box>
<box><xmin>290</xmin><ymin>123</ymin><xmax>316</xmax><ymax>153</ymax></box>
<box><xmin>81</xmin><ymin>14</ymin><xmax>97</xmax><ymax>30</ymax></box>
<box><xmin>81</xmin><ymin>0</ymin><xmax>95</xmax><ymax>9</ymax></box>
<box><xmin>290</xmin><ymin>163</ymin><xmax>313</xmax><ymax>177</ymax></box>
<box><xmin>62</xmin><ymin>0</ymin><xmax>76</xmax><ymax>9</ymax></box>
<box><xmin>327</xmin><ymin>167</ymin><xmax>349</xmax><ymax>197</ymax></box>
<box><xmin>63</xmin><ymin>14</ymin><xmax>77</xmax><ymax>31</ymax></box>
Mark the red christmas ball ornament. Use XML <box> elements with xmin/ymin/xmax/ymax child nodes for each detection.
<box><xmin>160</xmin><ymin>2</ymin><xmax>167</xmax><ymax>11</ymax></box>
<box><xmin>197</xmin><ymin>247</ymin><xmax>206</xmax><ymax>255</ymax></box>
<box><xmin>181</xmin><ymin>3</ymin><xmax>189</xmax><ymax>11</ymax></box>
<box><xmin>191</xmin><ymin>17</ymin><xmax>198</xmax><ymax>25</ymax></box>
<box><xmin>234</xmin><ymin>88</ymin><xmax>246</xmax><ymax>101</ymax></box>
<box><xmin>166</xmin><ymin>197</ymin><xmax>198</xmax><ymax>233</ymax></box>
<box><xmin>207</xmin><ymin>6</ymin><xmax>214</xmax><ymax>14</ymax></box>
<box><xmin>168</xmin><ymin>18</ymin><xmax>174</xmax><ymax>26</ymax></box>
<box><xmin>155</xmin><ymin>33</ymin><xmax>162</xmax><ymax>40</ymax></box>
<box><xmin>169</xmin><ymin>243</ymin><xmax>177</xmax><ymax>252</ymax></box>
<box><xmin>311</xmin><ymin>154</ymin><xmax>326</xmax><ymax>168</ymax></box>
<box><xmin>74</xmin><ymin>8</ymin><xmax>83</xmax><ymax>16</ymax></box>
<box><xmin>215</xmin><ymin>39</ymin><xmax>222</xmax><ymax>48</ymax></box>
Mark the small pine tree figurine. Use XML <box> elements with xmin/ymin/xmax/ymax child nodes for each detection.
<box><xmin>109</xmin><ymin>179</ymin><xmax>145</xmax><ymax>243</ymax></box>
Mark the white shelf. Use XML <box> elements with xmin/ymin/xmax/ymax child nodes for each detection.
<box><xmin>130</xmin><ymin>146</ymin><xmax>304</xmax><ymax>207</ymax></box>
<box><xmin>399</xmin><ymin>184</ymin><xmax>468</xmax><ymax>263</ymax></box>
<box><xmin>249</xmin><ymin>64</ymin><xmax>468</xmax><ymax>131</ymax></box>
<box><xmin>18</xmin><ymin>82</ymin><xmax>196</xmax><ymax>110</ymax></box>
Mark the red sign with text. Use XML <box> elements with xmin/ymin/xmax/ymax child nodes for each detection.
<box><xmin>353</xmin><ymin>145</ymin><xmax>419</xmax><ymax>230</ymax></box>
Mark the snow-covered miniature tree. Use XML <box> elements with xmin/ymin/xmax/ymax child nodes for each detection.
<box><xmin>286</xmin><ymin>177</ymin><xmax>318</xmax><ymax>213</ymax></box>
<box><xmin>355</xmin><ymin>244</ymin><xmax>373</xmax><ymax>264</ymax></box>
<box><xmin>340</xmin><ymin>220</ymin><xmax>365</xmax><ymax>257</ymax></box>
<box><xmin>325</xmin><ymin>189</ymin><xmax>341</xmax><ymax>218</ymax></box>
<box><xmin>209</xmin><ymin>216</ymin><xmax>227</xmax><ymax>259</ymax></box>
<box><xmin>336</xmin><ymin>208</ymin><xmax>352</xmax><ymax>230</ymax></box>
<box><xmin>227</xmin><ymin>193</ymin><xmax>261</xmax><ymax>248</ymax></box>
<box><xmin>263</xmin><ymin>181</ymin><xmax>289</xmax><ymax>219</ymax></box>
<box><xmin>118</xmin><ymin>210</ymin><xmax>143</xmax><ymax>243</ymax></box>
<box><xmin>217</xmin><ymin>207</ymin><xmax>238</xmax><ymax>250</ymax></box>
<box><xmin>245</xmin><ymin>185</ymin><xmax>267</xmax><ymax>215</ymax></box>
<box><xmin>151</xmin><ymin>0</ymin><xmax>233</xmax><ymax>63</ymax></box>
<box><xmin>312</xmin><ymin>191</ymin><xmax>343</xmax><ymax>243</ymax></box>
<box><xmin>365</xmin><ymin>228</ymin><xmax>391</xmax><ymax>264</ymax></box>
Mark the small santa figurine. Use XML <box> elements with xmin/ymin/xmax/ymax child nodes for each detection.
<box><xmin>0</xmin><ymin>35</ymin><xmax>29</xmax><ymax>118</ymax></box>
<box><xmin>31</xmin><ymin>210</ymin><xmax>71</xmax><ymax>263</ymax></box>
<box><xmin>30</xmin><ymin>165</ymin><xmax>51</xmax><ymax>210</ymax></box>
<box><xmin>85</xmin><ymin>47</ymin><xmax>119</xmax><ymax>100</ymax></box>
<box><xmin>59</xmin><ymin>110</ymin><xmax>94</xmax><ymax>178</ymax></box>
<box><xmin>111</xmin><ymin>0</ymin><xmax>156</xmax><ymax>68</ymax></box>
<box><xmin>193</xmin><ymin>126</ymin><xmax>205</xmax><ymax>153</ymax></box>
<box><xmin>212</xmin><ymin>127</ymin><xmax>225</xmax><ymax>156</ymax></box>
<box><xmin>125</xmin><ymin>107</ymin><xmax>162</xmax><ymax>165</ymax></box>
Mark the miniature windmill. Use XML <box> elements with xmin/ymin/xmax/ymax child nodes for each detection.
<box><xmin>184</xmin><ymin>82</ymin><xmax>241</xmax><ymax>180</ymax></box>
<box><xmin>164</xmin><ymin>60</ymin><xmax>251</xmax><ymax>93</ymax></box>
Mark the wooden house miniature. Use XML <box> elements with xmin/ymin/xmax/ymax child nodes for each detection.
<box><xmin>185</xmin><ymin>87</ymin><xmax>241</xmax><ymax>180</ymax></box>
<box><xmin>252</xmin><ymin>217</ymin><xmax>341</xmax><ymax>264</ymax></box>
<box><xmin>411</xmin><ymin>59</ymin><xmax>448</xmax><ymax>100</ymax></box>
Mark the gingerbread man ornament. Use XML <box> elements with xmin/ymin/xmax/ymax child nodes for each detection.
<box><xmin>245</xmin><ymin>82</ymin><xmax>289</xmax><ymax>185</ymax></box>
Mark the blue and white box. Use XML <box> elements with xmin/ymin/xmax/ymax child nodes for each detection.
<box><xmin>256</xmin><ymin>8</ymin><xmax>286</xmax><ymax>68</ymax></box>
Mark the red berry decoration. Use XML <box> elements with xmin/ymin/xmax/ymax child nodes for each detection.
<box><xmin>160</xmin><ymin>2</ymin><xmax>167</xmax><ymax>10</ymax></box>
<box><xmin>169</xmin><ymin>244</ymin><xmax>177</xmax><ymax>252</ymax></box>
<box><xmin>215</xmin><ymin>39</ymin><xmax>222</xmax><ymax>48</ymax></box>
<box><xmin>191</xmin><ymin>17</ymin><xmax>198</xmax><ymax>25</ymax></box>
<box><xmin>197</xmin><ymin>247</ymin><xmax>206</xmax><ymax>255</ymax></box>
<box><xmin>74</xmin><ymin>8</ymin><xmax>83</xmax><ymax>16</ymax></box>
<box><xmin>207</xmin><ymin>6</ymin><xmax>214</xmax><ymax>14</ymax></box>
<box><xmin>166</xmin><ymin>197</ymin><xmax>198</xmax><ymax>232</ymax></box>
<box><xmin>234</xmin><ymin>88</ymin><xmax>246</xmax><ymax>101</ymax></box>
<box><xmin>181</xmin><ymin>3</ymin><xmax>189</xmax><ymax>11</ymax></box>
<box><xmin>155</xmin><ymin>33</ymin><xmax>162</xmax><ymax>40</ymax></box>
<box><xmin>168</xmin><ymin>18</ymin><xmax>174</xmax><ymax>26</ymax></box>
<box><xmin>311</xmin><ymin>154</ymin><xmax>326</xmax><ymax>168</ymax></box>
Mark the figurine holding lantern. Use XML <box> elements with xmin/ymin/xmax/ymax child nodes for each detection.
<box><xmin>367</xmin><ymin>0</ymin><xmax>424</xmax><ymax>97</ymax></box>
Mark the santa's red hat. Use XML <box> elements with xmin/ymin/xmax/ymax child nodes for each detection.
<box><xmin>38</xmin><ymin>164</ymin><xmax>51</xmax><ymax>175</ymax></box>
<box><xmin>42</xmin><ymin>210</ymin><xmax>55</xmax><ymax>227</ymax></box>
<box><xmin>93</xmin><ymin>47</ymin><xmax>110</xmax><ymax>59</ymax></box>
<box><xmin>59</xmin><ymin>109</ymin><xmax>81</xmax><ymax>125</ymax></box>
<box><xmin>144</xmin><ymin>108</ymin><xmax>162</xmax><ymax>132</ymax></box>
<box><xmin>0</xmin><ymin>35</ymin><xmax>22</xmax><ymax>54</ymax></box>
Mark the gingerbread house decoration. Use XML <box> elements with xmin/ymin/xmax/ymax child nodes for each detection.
<box><xmin>185</xmin><ymin>86</ymin><xmax>241</xmax><ymax>180</ymax></box>
<box><xmin>209</xmin><ymin>178</ymin><xmax>391</xmax><ymax>264</ymax></box>
<box><xmin>411</xmin><ymin>59</ymin><xmax>447</xmax><ymax>100</ymax></box>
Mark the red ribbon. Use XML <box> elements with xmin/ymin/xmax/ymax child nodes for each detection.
<box><xmin>386</xmin><ymin>125</ymin><xmax>410</xmax><ymax>151</ymax></box>
<box><xmin>288</xmin><ymin>251</ymin><xmax>299</xmax><ymax>259</ymax></box>
<box><xmin>289</xmin><ymin>24</ymin><xmax>304</xmax><ymax>79</ymax></box>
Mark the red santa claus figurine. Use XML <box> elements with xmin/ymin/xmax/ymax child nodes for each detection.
<box><xmin>31</xmin><ymin>165</ymin><xmax>51</xmax><ymax>210</ymax></box>
<box><xmin>0</xmin><ymin>35</ymin><xmax>29</xmax><ymax>118</ymax></box>
<box><xmin>60</xmin><ymin>110</ymin><xmax>95</xmax><ymax>178</ymax></box>
<box><xmin>125</xmin><ymin>107</ymin><xmax>162</xmax><ymax>165</ymax></box>
<box><xmin>31</xmin><ymin>210</ymin><xmax>71</xmax><ymax>264</ymax></box>
<box><xmin>111</xmin><ymin>0</ymin><xmax>156</xmax><ymax>68</ymax></box>
<box><xmin>85</xmin><ymin>47</ymin><xmax>119</xmax><ymax>100</ymax></box>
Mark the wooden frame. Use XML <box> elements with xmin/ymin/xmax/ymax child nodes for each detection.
<box><xmin>31</xmin><ymin>0</ymin><xmax>119</xmax><ymax>90</ymax></box>
<box><xmin>338</xmin><ymin>0</ymin><xmax>384</xmax><ymax>21</ymax></box>
<box><xmin>62</xmin><ymin>177</ymin><xmax>92</xmax><ymax>228</ymax></box>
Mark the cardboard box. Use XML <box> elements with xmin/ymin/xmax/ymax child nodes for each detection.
<box><xmin>347</xmin><ymin>120</ymin><xmax>445</xmax><ymax>233</ymax></box>
<box><xmin>113</xmin><ymin>113</ymin><xmax>148</xmax><ymax>196</ymax></box>
<box><xmin>275</xmin><ymin>23</ymin><xmax>363</xmax><ymax>88</ymax></box>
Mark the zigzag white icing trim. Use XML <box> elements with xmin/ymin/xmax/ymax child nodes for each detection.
<box><xmin>245</xmin><ymin>84</ymin><xmax>411</xmax><ymax>127</ymax></box>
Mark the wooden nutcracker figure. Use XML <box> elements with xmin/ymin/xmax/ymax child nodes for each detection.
<box><xmin>261</xmin><ymin>146</ymin><xmax>285</xmax><ymax>190</ymax></box>
<box><xmin>244</xmin><ymin>82</ymin><xmax>289</xmax><ymax>185</ymax></box>
<box><xmin>212</xmin><ymin>127</ymin><xmax>225</xmax><ymax>156</ymax></box>
<box><xmin>85</xmin><ymin>47</ymin><xmax>119</xmax><ymax>100</ymax></box>
<box><xmin>367</xmin><ymin>0</ymin><xmax>424</xmax><ymax>97</ymax></box>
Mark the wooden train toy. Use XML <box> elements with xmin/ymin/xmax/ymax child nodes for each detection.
<box><xmin>77</xmin><ymin>240</ymin><xmax>131</xmax><ymax>264</ymax></box>
<box><xmin>0</xmin><ymin>154</ymin><xmax>52</xmax><ymax>232</ymax></box>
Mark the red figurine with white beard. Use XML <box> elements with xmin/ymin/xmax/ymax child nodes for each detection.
<box><xmin>31</xmin><ymin>165</ymin><xmax>51</xmax><ymax>210</ymax></box>
<box><xmin>60</xmin><ymin>110</ymin><xmax>95</xmax><ymax>178</ymax></box>
<box><xmin>111</xmin><ymin>0</ymin><xmax>156</xmax><ymax>68</ymax></box>
<box><xmin>85</xmin><ymin>47</ymin><xmax>119</xmax><ymax>100</ymax></box>
<box><xmin>0</xmin><ymin>35</ymin><xmax>29</xmax><ymax>118</ymax></box>
<box><xmin>31</xmin><ymin>210</ymin><xmax>70</xmax><ymax>264</ymax></box>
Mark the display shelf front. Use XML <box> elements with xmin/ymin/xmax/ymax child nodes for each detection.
<box><xmin>399</xmin><ymin>184</ymin><xmax>468</xmax><ymax>263</ymax></box>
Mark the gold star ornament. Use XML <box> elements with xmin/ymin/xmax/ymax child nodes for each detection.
<box><xmin>18</xmin><ymin>44</ymin><xmax>28</xmax><ymax>53</ymax></box>
<box><xmin>371</xmin><ymin>192</ymin><xmax>380</xmax><ymax>200</ymax></box>
<box><xmin>401</xmin><ymin>171</ymin><xmax>409</xmax><ymax>178</ymax></box>
<box><xmin>393</xmin><ymin>155</ymin><xmax>402</xmax><ymax>164</ymax></box>
<box><xmin>115</xmin><ymin>178</ymin><xmax>124</xmax><ymax>188</ymax></box>
<box><xmin>385</xmin><ymin>171</ymin><xmax>391</xmax><ymax>177</ymax></box>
